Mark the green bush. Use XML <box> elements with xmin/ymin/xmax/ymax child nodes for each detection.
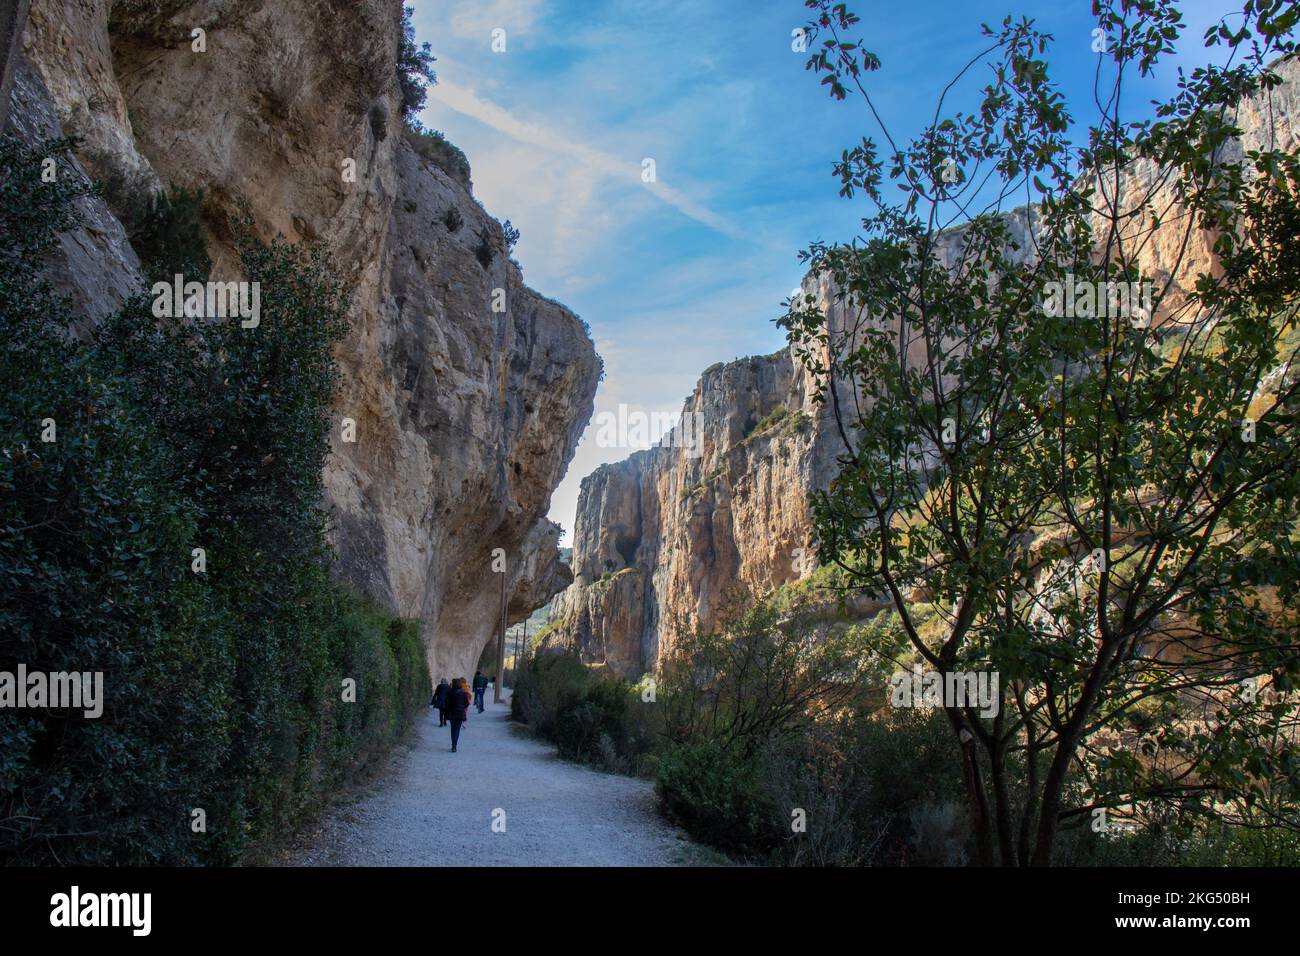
<box><xmin>656</xmin><ymin>738</ymin><xmax>779</xmax><ymax>856</ymax></box>
<box><xmin>650</xmin><ymin>600</ymin><xmax>970</xmax><ymax>864</ymax></box>
<box><xmin>788</xmin><ymin>708</ymin><xmax>968</xmax><ymax>866</ymax></box>
<box><xmin>658</xmin><ymin>600</ymin><xmax>874</xmax><ymax>760</ymax></box>
<box><xmin>397</xmin><ymin>5</ymin><xmax>437</xmax><ymax>119</ymax></box>
<box><xmin>511</xmin><ymin>652</ymin><xmax>656</xmax><ymax>774</ymax></box>
<box><xmin>0</xmin><ymin>136</ymin><xmax>210</xmax><ymax>862</ymax></box>
<box><xmin>655</xmin><ymin>693</ymin><xmax>967</xmax><ymax>864</ymax></box>
<box><xmin>1055</xmin><ymin>811</ymin><xmax>1300</xmax><ymax>867</ymax></box>
<box><xmin>0</xmin><ymin>138</ymin><xmax>428</xmax><ymax>864</ymax></box>
<box><xmin>554</xmin><ymin>675</ymin><xmax>651</xmax><ymax>772</ymax></box>
<box><xmin>510</xmin><ymin>651</ymin><xmax>590</xmax><ymax>741</ymax></box>
<box><xmin>511</xmin><ymin>589</ymin><xmax>1292</xmax><ymax>866</ymax></box>
<box><xmin>126</xmin><ymin>187</ymin><xmax>211</xmax><ymax>280</ymax></box>
<box><xmin>92</xmin><ymin>157</ymin><xmax>211</xmax><ymax>281</ymax></box>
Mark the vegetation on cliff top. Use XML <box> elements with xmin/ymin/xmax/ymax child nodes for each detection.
<box><xmin>407</xmin><ymin>125</ymin><xmax>472</xmax><ymax>188</ymax></box>
<box><xmin>398</xmin><ymin>4</ymin><xmax>438</xmax><ymax>120</ymax></box>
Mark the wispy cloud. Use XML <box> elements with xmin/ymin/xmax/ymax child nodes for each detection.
<box><xmin>429</xmin><ymin>79</ymin><xmax>747</xmax><ymax>239</ymax></box>
<box><xmin>446</xmin><ymin>0</ymin><xmax>545</xmax><ymax>40</ymax></box>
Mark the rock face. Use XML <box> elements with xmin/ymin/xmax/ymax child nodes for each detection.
<box><xmin>325</xmin><ymin>131</ymin><xmax>598</xmax><ymax>682</ymax></box>
<box><xmin>548</xmin><ymin>55</ymin><xmax>1300</xmax><ymax>678</ymax></box>
<box><xmin>2</xmin><ymin>56</ymin><xmax>142</xmax><ymax>332</ymax></box>
<box><xmin>547</xmin><ymin>342</ymin><xmax>844</xmax><ymax>676</ymax></box>
<box><xmin>14</xmin><ymin>0</ymin><xmax>600</xmax><ymax>681</ymax></box>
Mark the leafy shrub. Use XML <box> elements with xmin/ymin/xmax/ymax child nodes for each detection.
<box><xmin>510</xmin><ymin>651</ymin><xmax>590</xmax><ymax>741</ymax></box>
<box><xmin>847</xmin><ymin>708</ymin><xmax>969</xmax><ymax>863</ymax></box>
<box><xmin>92</xmin><ymin>157</ymin><xmax>211</xmax><ymax>280</ymax></box>
<box><xmin>397</xmin><ymin>5</ymin><xmax>437</xmax><ymax>119</ymax></box>
<box><xmin>651</xmin><ymin>599</ymin><xmax>975</xmax><ymax>864</ymax></box>
<box><xmin>658</xmin><ymin>600</ymin><xmax>873</xmax><ymax>759</ymax></box>
<box><xmin>656</xmin><ymin>738</ymin><xmax>779</xmax><ymax>855</ymax></box>
<box><xmin>1055</xmin><ymin>809</ymin><xmax>1300</xmax><ymax>867</ymax></box>
<box><xmin>741</xmin><ymin>404</ymin><xmax>788</xmax><ymax>442</ymax></box>
<box><xmin>125</xmin><ymin>186</ymin><xmax>211</xmax><ymax>280</ymax></box>
<box><xmin>754</xmin><ymin>707</ymin><xmax>966</xmax><ymax>866</ymax></box>
<box><xmin>511</xmin><ymin>652</ymin><xmax>656</xmax><ymax>774</ymax></box>
<box><xmin>555</xmin><ymin>676</ymin><xmax>651</xmax><ymax>772</ymax></box>
<box><xmin>0</xmin><ymin>138</ymin><xmax>428</xmax><ymax>864</ymax></box>
<box><xmin>501</xmin><ymin>219</ymin><xmax>520</xmax><ymax>253</ymax></box>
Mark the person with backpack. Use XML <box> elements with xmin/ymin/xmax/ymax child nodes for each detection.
<box><xmin>430</xmin><ymin>677</ymin><xmax>450</xmax><ymax>727</ymax></box>
<box><xmin>472</xmin><ymin>670</ymin><xmax>488</xmax><ymax>713</ymax></box>
<box><xmin>445</xmin><ymin>677</ymin><xmax>472</xmax><ymax>752</ymax></box>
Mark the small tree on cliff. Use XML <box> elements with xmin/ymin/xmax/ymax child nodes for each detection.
<box><xmin>783</xmin><ymin>0</ymin><xmax>1300</xmax><ymax>865</ymax></box>
<box><xmin>398</xmin><ymin>4</ymin><xmax>438</xmax><ymax>121</ymax></box>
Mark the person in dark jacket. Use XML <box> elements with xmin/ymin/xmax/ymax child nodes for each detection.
<box><xmin>445</xmin><ymin>677</ymin><xmax>472</xmax><ymax>752</ymax></box>
<box><xmin>431</xmin><ymin>678</ymin><xmax>450</xmax><ymax>726</ymax></box>
<box><xmin>472</xmin><ymin>670</ymin><xmax>488</xmax><ymax>713</ymax></box>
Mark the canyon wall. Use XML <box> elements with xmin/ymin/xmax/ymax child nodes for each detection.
<box><xmin>547</xmin><ymin>55</ymin><xmax>1300</xmax><ymax>678</ymax></box>
<box><xmin>11</xmin><ymin>0</ymin><xmax>599</xmax><ymax>681</ymax></box>
<box><xmin>546</xmin><ymin>324</ymin><xmax>846</xmax><ymax>676</ymax></box>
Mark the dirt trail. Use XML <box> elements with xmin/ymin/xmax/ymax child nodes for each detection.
<box><xmin>289</xmin><ymin>691</ymin><xmax>697</xmax><ymax>866</ymax></box>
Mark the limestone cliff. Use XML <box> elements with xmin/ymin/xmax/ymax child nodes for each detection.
<box><xmin>547</xmin><ymin>345</ymin><xmax>843</xmax><ymax>676</ymax></box>
<box><xmin>547</xmin><ymin>55</ymin><xmax>1300</xmax><ymax>678</ymax></box>
<box><xmin>11</xmin><ymin>0</ymin><xmax>599</xmax><ymax>681</ymax></box>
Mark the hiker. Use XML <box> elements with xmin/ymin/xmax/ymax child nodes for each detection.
<box><xmin>445</xmin><ymin>677</ymin><xmax>471</xmax><ymax>752</ymax></box>
<box><xmin>472</xmin><ymin>670</ymin><xmax>488</xmax><ymax>713</ymax></box>
<box><xmin>431</xmin><ymin>677</ymin><xmax>450</xmax><ymax>727</ymax></box>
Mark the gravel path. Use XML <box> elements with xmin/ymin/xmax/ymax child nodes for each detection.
<box><xmin>288</xmin><ymin>691</ymin><xmax>697</xmax><ymax>866</ymax></box>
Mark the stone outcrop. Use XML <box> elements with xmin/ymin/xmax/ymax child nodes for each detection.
<box><xmin>547</xmin><ymin>55</ymin><xmax>1300</xmax><ymax>678</ymax></box>
<box><xmin>547</xmin><ymin>342</ymin><xmax>844</xmax><ymax>676</ymax></box>
<box><xmin>3</xmin><ymin>56</ymin><xmax>142</xmax><ymax>331</ymax></box>
<box><xmin>0</xmin><ymin>0</ymin><xmax>31</xmax><ymax>129</ymax></box>
<box><xmin>13</xmin><ymin>0</ymin><xmax>599</xmax><ymax>681</ymax></box>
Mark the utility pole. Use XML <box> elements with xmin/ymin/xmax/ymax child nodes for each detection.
<box><xmin>513</xmin><ymin>618</ymin><xmax>526</xmax><ymax>686</ymax></box>
<box><xmin>494</xmin><ymin>562</ymin><xmax>506</xmax><ymax>703</ymax></box>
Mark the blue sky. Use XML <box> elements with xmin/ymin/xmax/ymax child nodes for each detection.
<box><xmin>408</xmin><ymin>0</ymin><xmax>1240</xmax><ymax>541</ymax></box>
